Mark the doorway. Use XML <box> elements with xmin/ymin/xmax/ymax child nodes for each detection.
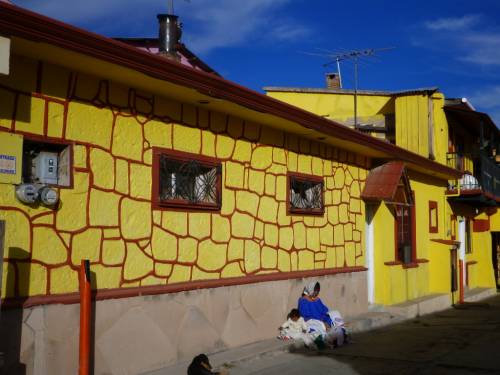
<box><xmin>492</xmin><ymin>232</ymin><xmax>500</xmax><ymax>289</ymax></box>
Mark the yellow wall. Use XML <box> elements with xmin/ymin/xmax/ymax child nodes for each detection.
<box><xmin>266</xmin><ymin>91</ymin><xmax>394</xmax><ymax>124</ymax></box>
<box><xmin>0</xmin><ymin>55</ymin><xmax>367</xmax><ymax>298</ymax></box>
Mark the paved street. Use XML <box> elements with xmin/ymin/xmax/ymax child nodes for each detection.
<box><xmin>223</xmin><ymin>294</ymin><xmax>500</xmax><ymax>375</ymax></box>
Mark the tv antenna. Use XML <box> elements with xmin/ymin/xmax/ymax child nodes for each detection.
<box><xmin>167</xmin><ymin>0</ymin><xmax>190</xmax><ymax>14</ymax></box>
<box><xmin>306</xmin><ymin>47</ymin><xmax>395</xmax><ymax>127</ymax></box>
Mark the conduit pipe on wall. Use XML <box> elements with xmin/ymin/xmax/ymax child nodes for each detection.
<box><xmin>79</xmin><ymin>260</ymin><xmax>91</xmax><ymax>375</ymax></box>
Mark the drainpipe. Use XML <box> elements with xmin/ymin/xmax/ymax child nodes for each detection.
<box><xmin>79</xmin><ymin>260</ymin><xmax>91</xmax><ymax>375</ymax></box>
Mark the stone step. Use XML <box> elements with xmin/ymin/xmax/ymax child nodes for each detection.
<box><xmin>384</xmin><ymin>293</ymin><xmax>450</xmax><ymax>319</ymax></box>
<box><xmin>464</xmin><ymin>287</ymin><xmax>497</xmax><ymax>303</ymax></box>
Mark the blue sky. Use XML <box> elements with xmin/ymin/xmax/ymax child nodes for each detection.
<box><xmin>15</xmin><ymin>0</ymin><xmax>500</xmax><ymax>125</ymax></box>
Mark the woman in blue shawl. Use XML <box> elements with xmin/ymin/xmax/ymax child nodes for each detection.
<box><xmin>298</xmin><ymin>281</ymin><xmax>333</xmax><ymax>328</ymax></box>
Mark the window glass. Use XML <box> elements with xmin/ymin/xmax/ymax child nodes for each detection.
<box><xmin>156</xmin><ymin>152</ymin><xmax>221</xmax><ymax>210</ymax></box>
<box><xmin>288</xmin><ymin>174</ymin><xmax>324</xmax><ymax>214</ymax></box>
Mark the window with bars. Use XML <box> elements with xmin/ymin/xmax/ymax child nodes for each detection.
<box><xmin>428</xmin><ymin>201</ymin><xmax>438</xmax><ymax>233</ymax></box>
<box><xmin>287</xmin><ymin>173</ymin><xmax>324</xmax><ymax>215</ymax></box>
<box><xmin>396</xmin><ymin>205</ymin><xmax>414</xmax><ymax>264</ymax></box>
<box><xmin>153</xmin><ymin>149</ymin><xmax>221</xmax><ymax>210</ymax></box>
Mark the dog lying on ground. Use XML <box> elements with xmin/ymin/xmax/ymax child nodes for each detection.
<box><xmin>187</xmin><ymin>354</ymin><xmax>229</xmax><ymax>375</ymax></box>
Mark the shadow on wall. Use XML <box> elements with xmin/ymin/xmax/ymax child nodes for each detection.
<box><xmin>0</xmin><ymin>247</ymin><xmax>30</xmax><ymax>375</ymax></box>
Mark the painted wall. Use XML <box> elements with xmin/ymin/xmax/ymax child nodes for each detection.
<box><xmin>0</xmin><ymin>54</ymin><xmax>368</xmax><ymax>300</ymax></box>
<box><xmin>266</xmin><ymin>91</ymin><xmax>394</xmax><ymax>125</ymax></box>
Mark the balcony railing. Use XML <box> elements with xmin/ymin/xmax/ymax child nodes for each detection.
<box><xmin>447</xmin><ymin>152</ymin><xmax>500</xmax><ymax>199</ymax></box>
<box><xmin>480</xmin><ymin>153</ymin><xmax>500</xmax><ymax>198</ymax></box>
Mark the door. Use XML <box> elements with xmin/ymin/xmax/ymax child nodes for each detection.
<box><xmin>366</xmin><ymin>204</ymin><xmax>375</xmax><ymax>304</ymax></box>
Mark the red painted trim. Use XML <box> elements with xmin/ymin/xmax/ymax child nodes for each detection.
<box><xmin>1</xmin><ymin>266</ymin><xmax>367</xmax><ymax>309</ymax></box>
<box><xmin>450</xmin><ymin>215</ymin><xmax>457</xmax><ymax>241</ymax></box>
<box><xmin>151</xmin><ymin>147</ymin><xmax>222</xmax><ymax>211</ymax></box>
<box><xmin>415</xmin><ymin>258</ymin><xmax>429</xmax><ymax>263</ymax></box>
<box><xmin>286</xmin><ymin>172</ymin><xmax>325</xmax><ymax>216</ymax></box>
<box><xmin>473</xmin><ymin>219</ymin><xmax>490</xmax><ymax>232</ymax></box>
<box><xmin>411</xmin><ymin>192</ymin><xmax>417</xmax><ymax>261</ymax></box>
<box><xmin>383</xmin><ymin>260</ymin><xmax>420</xmax><ymax>269</ymax></box>
<box><xmin>428</xmin><ymin>201</ymin><xmax>438</xmax><ymax>233</ymax></box>
<box><xmin>384</xmin><ymin>261</ymin><xmax>402</xmax><ymax>266</ymax></box>
<box><xmin>0</xmin><ymin>2</ymin><xmax>461</xmax><ymax>180</ymax></box>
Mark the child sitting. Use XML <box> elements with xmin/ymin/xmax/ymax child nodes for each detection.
<box><xmin>278</xmin><ymin>309</ymin><xmax>314</xmax><ymax>345</ymax></box>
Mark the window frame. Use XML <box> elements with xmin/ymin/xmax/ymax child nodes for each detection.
<box><xmin>450</xmin><ymin>215</ymin><xmax>457</xmax><ymax>240</ymax></box>
<box><xmin>22</xmin><ymin>136</ymin><xmax>74</xmax><ymax>189</ymax></box>
<box><xmin>152</xmin><ymin>148</ymin><xmax>222</xmax><ymax>211</ymax></box>
<box><xmin>465</xmin><ymin>218</ymin><xmax>472</xmax><ymax>254</ymax></box>
<box><xmin>286</xmin><ymin>172</ymin><xmax>324</xmax><ymax>216</ymax></box>
<box><xmin>393</xmin><ymin>192</ymin><xmax>416</xmax><ymax>265</ymax></box>
<box><xmin>428</xmin><ymin>200</ymin><xmax>438</xmax><ymax>233</ymax></box>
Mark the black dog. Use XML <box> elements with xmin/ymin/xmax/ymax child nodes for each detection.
<box><xmin>187</xmin><ymin>354</ymin><xmax>225</xmax><ymax>375</ymax></box>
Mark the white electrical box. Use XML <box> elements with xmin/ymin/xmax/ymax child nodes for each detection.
<box><xmin>32</xmin><ymin>151</ymin><xmax>59</xmax><ymax>184</ymax></box>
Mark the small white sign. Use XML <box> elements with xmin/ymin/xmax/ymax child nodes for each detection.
<box><xmin>0</xmin><ymin>154</ymin><xmax>16</xmax><ymax>174</ymax></box>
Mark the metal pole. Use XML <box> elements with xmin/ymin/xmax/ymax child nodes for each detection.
<box><xmin>79</xmin><ymin>260</ymin><xmax>91</xmax><ymax>375</ymax></box>
<box><xmin>354</xmin><ymin>56</ymin><xmax>358</xmax><ymax>127</ymax></box>
<box><xmin>336</xmin><ymin>58</ymin><xmax>342</xmax><ymax>89</ymax></box>
<box><xmin>0</xmin><ymin>221</ymin><xmax>4</xmax><ymax>316</ymax></box>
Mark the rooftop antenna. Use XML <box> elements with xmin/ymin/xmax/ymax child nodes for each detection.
<box><xmin>167</xmin><ymin>0</ymin><xmax>190</xmax><ymax>15</ymax></box>
<box><xmin>323</xmin><ymin>47</ymin><xmax>395</xmax><ymax>127</ymax></box>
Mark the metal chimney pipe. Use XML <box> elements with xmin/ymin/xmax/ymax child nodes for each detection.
<box><xmin>157</xmin><ymin>14</ymin><xmax>182</xmax><ymax>60</ymax></box>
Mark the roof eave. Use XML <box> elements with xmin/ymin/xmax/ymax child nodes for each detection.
<box><xmin>0</xmin><ymin>2</ymin><xmax>460</xmax><ymax>180</ymax></box>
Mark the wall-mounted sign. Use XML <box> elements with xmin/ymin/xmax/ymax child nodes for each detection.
<box><xmin>0</xmin><ymin>132</ymin><xmax>22</xmax><ymax>184</ymax></box>
<box><xmin>0</xmin><ymin>154</ymin><xmax>16</xmax><ymax>175</ymax></box>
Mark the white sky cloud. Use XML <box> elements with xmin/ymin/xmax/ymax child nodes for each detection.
<box><xmin>419</xmin><ymin>14</ymin><xmax>500</xmax><ymax>67</ymax></box>
<box><xmin>424</xmin><ymin>15</ymin><xmax>481</xmax><ymax>31</ymax></box>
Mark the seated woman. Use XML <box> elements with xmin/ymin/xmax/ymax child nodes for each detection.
<box><xmin>298</xmin><ymin>281</ymin><xmax>347</xmax><ymax>346</ymax></box>
<box><xmin>298</xmin><ymin>281</ymin><xmax>333</xmax><ymax>330</ymax></box>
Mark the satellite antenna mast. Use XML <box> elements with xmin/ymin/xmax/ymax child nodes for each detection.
<box><xmin>324</xmin><ymin>47</ymin><xmax>395</xmax><ymax>127</ymax></box>
<box><xmin>167</xmin><ymin>0</ymin><xmax>190</xmax><ymax>15</ymax></box>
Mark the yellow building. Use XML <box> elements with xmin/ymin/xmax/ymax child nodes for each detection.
<box><xmin>266</xmin><ymin>79</ymin><xmax>500</xmax><ymax>307</ymax></box>
<box><xmin>0</xmin><ymin>3</ymin><xmax>495</xmax><ymax>374</ymax></box>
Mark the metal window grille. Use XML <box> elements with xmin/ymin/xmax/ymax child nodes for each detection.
<box><xmin>396</xmin><ymin>205</ymin><xmax>413</xmax><ymax>263</ymax></box>
<box><xmin>289</xmin><ymin>177</ymin><xmax>323</xmax><ymax>210</ymax></box>
<box><xmin>159</xmin><ymin>156</ymin><xmax>219</xmax><ymax>206</ymax></box>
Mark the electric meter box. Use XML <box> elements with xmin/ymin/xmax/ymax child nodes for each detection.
<box><xmin>32</xmin><ymin>151</ymin><xmax>59</xmax><ymax>184</ymax></box>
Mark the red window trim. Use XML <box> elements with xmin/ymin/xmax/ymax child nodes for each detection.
<box><xmin>450</xmin><ymin>215</ymin><xmax>457</xmax><ymax>240</ymax></box>
<box><xmin>393</xmin><ymin>191</ymin><xmax>416</xmax><ymax>264</ymax></box>
<box><xmin>151</xmin><ymin>147</ymin><xmax>222</xmax><ymax>211</ymax></box>
<box><xmin>22</xmin><ymin>135</ymin><xmax>74</xmax><ymax>189</ymax></box>
<box><xmin>286</xmin><ymin>172</ymin><xmax>325</xmax><ymax>216</ymax></box>
<box><xmin>428</xmin><ymin>200</ymin><xmax>438</xmax><ymax>233</ymax></box>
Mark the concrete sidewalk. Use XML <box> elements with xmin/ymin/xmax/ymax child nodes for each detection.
<box><xmin>141</xmin><ymin>288</ymin><xmax>497</xmax><ymax>375</ymax></box>
<box><xmin>141</xmin><ymin>310</ymin><xmax>404</xmax><ymax>375</ymax></box>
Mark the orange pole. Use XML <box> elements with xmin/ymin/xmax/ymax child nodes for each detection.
<box><xmin>79</xmin><ymin>260</ymin><xmax>91</xmax><ymax>375</ymax></box>
<box><xmin>458</xmin><ymin>259</ymin><xmax>464</xmax><ymax>304</ymax></box>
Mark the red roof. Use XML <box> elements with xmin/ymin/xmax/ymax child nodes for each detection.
<box><xmin>362</xmin><ymin>161</ymin><xmax>407</xmax><ymax>202</ymax></box>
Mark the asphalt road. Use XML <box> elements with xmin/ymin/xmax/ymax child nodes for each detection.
<box><xmin>225</xmin><ymin>294</ymin><xmax>500</xmax><ymax>375</ymax></box>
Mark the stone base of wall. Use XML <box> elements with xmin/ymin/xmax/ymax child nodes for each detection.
<box><xmin>0</xmin><ymin>271</ymin><xmax>367</xmax><ymax>375</ymax></box>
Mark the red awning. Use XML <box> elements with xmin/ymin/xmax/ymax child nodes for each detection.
<box><xmin>362</xmin><ymin>161</ymin><xmax>412</xmax><ymax>204</ymax></box>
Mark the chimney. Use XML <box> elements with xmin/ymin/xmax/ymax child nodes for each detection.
<box><xmin>157</xmin><ymin>14</ymin><xmax>182</xmax><ymax>61</ymax></box>
<box><xmin>325</xmin><ymin>73</ymin><xmax>341</xmax><ymax>89</ymax></box>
